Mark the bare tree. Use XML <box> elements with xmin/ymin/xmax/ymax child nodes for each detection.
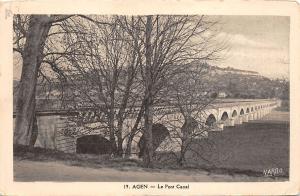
<box><xmin>158</xmin><ymin>62</ymin><xmax>219</xmax><ymax>166</ymax></box>
<box><xmin>49</xmin><ymin>16</ymin><xmax>144</xmax><ymax>156</ymax></box>
<box><xmin>13</xmin><ymin>15</ymin><xmax>226</xmax><ymax>167</ymax></box>
<box><xmin>13</xmin><ymin>14</ymin><xmax>109</xmax><ymax>146</ymax></box>
<box><xmin>13</xmin><ymin>15</ymin><xmax>58</xmax><ymax>145</ymax></box>
<box><xmin>119</xmin><ymin>15</ymin><xmax>225</xmax><ymax>167</ymax></box>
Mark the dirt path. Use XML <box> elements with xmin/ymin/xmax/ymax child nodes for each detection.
<box><xmin>14</xmin><ymin>160</ymin><xmax>274</xmax><ymax>182</ymax></box>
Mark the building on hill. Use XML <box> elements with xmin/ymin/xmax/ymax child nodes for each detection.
<box><xmin>218</xmin><ymin>91</ymin><xmax>227</xmax><ymax>98</ymax></box>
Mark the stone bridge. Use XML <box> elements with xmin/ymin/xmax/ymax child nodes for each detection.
<box><xmin>13</xmin><ymin>99</ymin><xmax>281</xmax><ymax>155</ymax></box>
<box><xmin>130</xmin><ymin>99</ymin><xmax>281</xmax><ymax>156</ymax></box>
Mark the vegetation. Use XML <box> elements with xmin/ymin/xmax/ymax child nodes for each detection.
<box><xmin>13</xmin><ymin>15</ymin><xmax>289</xmax><ymax>170</ymax></box>
<box><xmin>13</xmin><ymin>15</ymin><xmax>228</xmax><ymax>168</ymax></box>
<box><xmin>212</xmin><ymin>72</ymin><xmax>289</xmax><ymax>100</ymax></box>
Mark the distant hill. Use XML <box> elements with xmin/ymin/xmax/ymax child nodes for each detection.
<box><xmin>13</xmin><ymin>63</ymin><xmax>287</xmax><ymax>111</ymax></box>
<box><xmin>210</xmin><ymin>65</ymin><xmax>259</xmax><ymax>76</ymax></box>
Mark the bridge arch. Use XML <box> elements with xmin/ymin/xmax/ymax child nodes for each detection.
<box><xmin>221</xmin><ymin>112</ymin><xmax>229</xmax><ymax>121</ymax></box>
<box><xmin>232</xmin><ymin>110</ymin><xmax>238</xmax><ymax>118</ymax></box>
<box><xmin>76</xmin><ymin>135</ymin><xmax>112</xmax><ymax>155</ymax></box>
<box><xmin>205</xmin><ymin>114</ymin><xmax>217</xmax><ymax>126</ymax></box>
<box><xmin>138</xmin><ymin>123</ymin><xmax>170</xmax><ymax>158</ymax></box>
<box><xmin>240</xmin><ymin>108</ymin><xmax>245</xmax><ymax>115</ymax></box>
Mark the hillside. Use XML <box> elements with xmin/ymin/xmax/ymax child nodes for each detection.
<box><xmin>13</xmin><ymin>63</ymin><xmax>289</xmax><ymax>103</ymax></box>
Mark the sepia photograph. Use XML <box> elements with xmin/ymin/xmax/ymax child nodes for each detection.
<box><xmin>12</xmin><ymin>14</ymin><xmax>290</xmax><ymax>182</ymax></box>
<box><xmin>0</xmin><ymin>0</ymin><xmax>300</xmax><ymax>195</ymax></box>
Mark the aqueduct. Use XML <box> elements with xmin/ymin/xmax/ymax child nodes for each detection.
<box><xmin>129</xmin><ymin>99</ymin><xmax>281</xmax><ymax>156</ymax></box>
<box><xmin>13</xmin><ymin>99</ymin><xmax>281</xmax><ymax>155</ymax></box>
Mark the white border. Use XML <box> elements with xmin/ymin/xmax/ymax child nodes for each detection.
<box><xmin>0</xmin><ymin>0</ymin><xmax>299</xmax><ymax>195</ymax></box>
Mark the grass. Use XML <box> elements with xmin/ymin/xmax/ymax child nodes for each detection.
<box><xmin>153</xmin><ymin>111</ymin><xmax>289</xmax><ymax>178</ymax></box>
<box><xmin>14</xmin><ymin>144</ymin><xmax>280</xmax><ymax>180</ymax></box>
<box><xmin>184</xmin><ymin>121</ymin><xmax>289</xmax><ymax>178</ymax></box>
<box><xmin>14</xmin><ymin>145</ymin><xmax>142</xmax><ymax>169</ymax></box>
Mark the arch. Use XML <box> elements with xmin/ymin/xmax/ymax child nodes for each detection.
<box><xmin>232</xmin><ymin>110</ymin><xmax>238</xmax><ymax>118</ymax></box>
<box><xmin>246</xmin><ymin>108</ymin><xmax>250</xmax><ymax>113</ymax></box>
<box><xmin>205</xmin><ymin>114</ymin><xmax>217</xmax><ymax>126</ymax></box>
<box><xmin>124</xmin><ymin>131</ymin><xmax>143</xmax><ymax>157</ymax></box>
<box><xmin>251</xmin><ymin>107</ymin><xmax>254</xmax><ymax>112</ymax></box>
<box><xmin>138</xmin><ymin>123</ymin><xmax>170</xmax><ymax>157</ymax></box>
<box><xmin>240</xmin><ymin>109</ymin><xmax>244</xmax><ymax>115</ymax></box>
<box><xmin>221</xmin><ymin>112</ymin><xmax>229</xmax><ymax>121</ymax></box>
<box><xmin>76</xmin><ymin>135</ymin><xmax>112</xmax><ymax>155</ymax></box>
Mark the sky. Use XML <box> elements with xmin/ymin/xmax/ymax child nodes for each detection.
<box><xmin>215</xmin><ymin>16</ymin><xmax>289</xmax><ymax>79</ymax></box>
<box><xmin>13</xmin><ymin>15</ymin><xmax>290</xmax><ymax>80</ymax></box>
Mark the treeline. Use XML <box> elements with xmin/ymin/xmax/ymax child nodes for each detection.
<box><xmin>213</xmin><ymin>73</ymin><xmax>289</xmax><ymax>100</ymax></box>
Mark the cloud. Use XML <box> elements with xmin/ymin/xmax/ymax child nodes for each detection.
<box><xmin>217</xmin><ymin>32</ymin><xmax>289</xmax><ymax>78</ymax></box>
<box><xmin>219</xmin><ymin>46</ymin><xmax>289</xmax><ymax>78</ymax></box>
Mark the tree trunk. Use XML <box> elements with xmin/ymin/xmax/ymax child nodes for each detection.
<box><xmin>14</xmin><ymin>15</ymin><xmax>52</xmax><ymax>146</ymax></box>
<box><xmin>116</xmin><ymin>91</ymin><xmax>129</xmax><ymax>156</ymax></box>
<box><xmin>178</xmin><ymin>150</ymin><xmax>186</xmax><ymax>167</ymax></box>
<box><xmin>116</xmin><ymin>68</ymin><xmax>135</xmax><ymax>157</ymax></box>
<box><xmin>179</xmin><ymin>117</ymin><xmax>197</xmax><ymax>167</ymax></box>
<box><xmin>116</xmin><ymin>119</ymin><xmax>124</xmax><ymax>156</ymax></box>
<box><xmin>142</xmin><ymin>16</ymin><xmax>154</xmax><ymax>168</ymax></box>
<box><xmin>143</xmin><ymin>97</ymin><xmax>154</xmax><ymax>168</ymax></box>
<box><xmin>125</xmin><ymin>105</ymin><xmax>144</xmax><ymax>157</ymax></box>
<box><xmin>29</xmin><ymin>115</ymin><xmax>38</xmax><ymax>148</ymax></box>
<box><xmin>108</xmin><ymin>112</ymin><xmax>117</xmax><ymax>154</ymax></box>
<box><xmin>125</xmin><ymin>132</ymin><xmax>134</xmax><ymax>157</ymax></box>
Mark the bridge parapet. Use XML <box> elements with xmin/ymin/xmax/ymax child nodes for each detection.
<box><xmin>199</xmin><ymin>99</ymin><xmax>279</xmax><ymax>129</ymax></box>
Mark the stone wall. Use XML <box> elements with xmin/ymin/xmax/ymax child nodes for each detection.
<box><xmin>13</xmin><ymin>115</ymin><xmax>77</xmax><ymax>153</ymax></box>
